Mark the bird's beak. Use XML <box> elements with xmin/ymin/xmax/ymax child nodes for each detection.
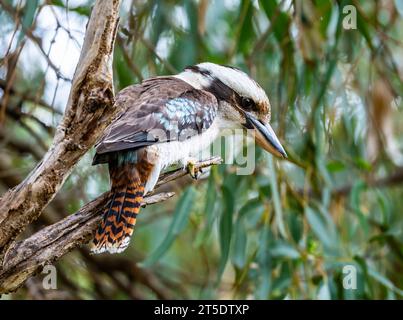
<box><xmin>244</xmin><ymin>112</ymin><xmax>287</xmax><ymax>158</ymax></box>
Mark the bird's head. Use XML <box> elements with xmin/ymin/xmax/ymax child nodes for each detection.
<box><xmin>177</xmin><ymin>62</ymin><xmax>287</xmax><ymax>158</ymax></box>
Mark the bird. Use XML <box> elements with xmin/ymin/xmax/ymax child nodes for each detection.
<box><xmin>91</xmin><ymin>62</ymin><xmax>287</xmax><ymax>254</ymax></box>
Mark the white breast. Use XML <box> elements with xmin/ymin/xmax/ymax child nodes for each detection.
<box><xmin>158</xmin><ymin>122</ymin><xmax>219</xmax><ymax>165</ymax></box>
<box><xmin>143</xmin><ymin>116</ymin><xmax>235</xmax><ymax>193</ymax></box>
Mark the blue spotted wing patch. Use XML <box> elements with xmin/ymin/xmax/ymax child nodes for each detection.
<box><xmin>153</xmin><ymin>97</ymin><xmax>217</xmax><ymax>140</ymax></box>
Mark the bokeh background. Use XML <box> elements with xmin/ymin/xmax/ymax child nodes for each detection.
<box><xmin>1</xmin><ymin>0</ymin><xmax>402</xmax><ymax>299</ymax></box>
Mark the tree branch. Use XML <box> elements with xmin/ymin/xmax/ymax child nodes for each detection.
<box><xmin>332</xmin><ymin>167</ymin><xmax>403</xmax><ymax>196</ymax></box>
<box><xmin>0</xmin><ymin>157</ymin><xmax>222</xmax><ymax>294</ymax></box>
<box><xmin>0</xmin><ymin>0</ymin><xmax>121</xmax><ymax>261</ymax></box>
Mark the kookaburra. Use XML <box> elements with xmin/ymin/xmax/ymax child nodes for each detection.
<box><xmin>91</xmin><ymin>62</ymin><xmax>286</xmax><ymax>254</ymax></box>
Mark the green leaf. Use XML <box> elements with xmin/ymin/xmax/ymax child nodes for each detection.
<box><xmin>350</xmin><ymin>181</ymin><xmax>369</xmax><ymax>236</ymax></box>
<box><xmin>17</xmin><ymin>0</ymin><xmax>39</xmax><ymax>43</ymax></box>
<box><xmin>268</xmin><ymin>154</ymin><xmax>286</xmax><ymax>237</ymax></box>
<box><xmin>255</xmin><ymin>227</ymin><xmax>273</xmax><ymax>298</ymax></box>
<box><xmin>239</xmin><ymin>197</ymin><xmax>264</xmax><ymax>227</ymax></box>
<box><xmin>354</xmin><ymin>157</ymin><xmax>372</xmax><ymax>171</ymax></box>
<box><xmin>50</xmin><ymin>0</ymin><xmax>91</xmax><ymax>16</ymax></box>
<box><xmin>305</xmin><ymin>206</ymin><xmax>333</xmax><ymax>250</ymax></box>
<box><xmin>356</xmin><ymin>7</ymin><xmax>373</xmax><ymax>49</ymax></box>
<box><xmin>270</xmin><ymin>242</ymin><xmax>300</xmax><ymax>260</ymax></box>
<box><xmin>353</xmin><ymin>256</ymin><xmax>373</xmax><ymax>297</ymax></box>
<box><xmin>141</xmin><ymin>186</ymin><xmax>195</xmax><ymax>267</ymax></box>
<box><xmin>195</xmin><ymin>167</ymin><xmax>218</xmax><ymax>246</ymax></box>
<box><xmin>326</xmin><ymin>160</ymin><xmax>345</xmax><ymax>173</ymax></box>
<box><xmin>368</xmin><ymin>267</ymin><xmax>403</xmax><ymax>297</ymax></box>
<box><xmin>259</xmin><ymin>0</ymin><xmax>291</xmax><ymax>42</ymax></box>
<box><xmin>237</xmin><ymin>0</ymin><xmax>255</xmax><ymax>55</ymax></box>
<box><xmin>288</xmin><ymin>211</ymin><xmax>303</xmax><ymax>243</ymax></box>
<box><xmin>232</xmin><ymin>215</ymin><xmax>247</xmax><ymax>268</ymax></box>
<box><xmin>314</xmin><ymin>107</ymin><xmax>333</xmax><ymax>187</ymax></box>
<box><xmin>114</xmin><ymin>46</ymin><xmax>134</xmax><ymax>89</ymax></box>
<box><xmin>216</xmin><ymin>185</ymin><xmax>235</xmax><ymax>283</ymax></box>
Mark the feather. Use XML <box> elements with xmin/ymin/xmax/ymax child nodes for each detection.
<box><xmin>93</xmin><ymin>77</ymin><xmax>218</xmax><ymax>163</ymax></box>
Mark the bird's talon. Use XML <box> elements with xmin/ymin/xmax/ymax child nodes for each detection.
<box><xmin>186</xmin><ymin>161</ymin><xmax>199</xmax><ymax>180</ymax></box>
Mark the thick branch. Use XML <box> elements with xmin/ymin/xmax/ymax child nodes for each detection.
<box><xmin>295</xmin><ymin>167</ymin><xmax>403</xmax><ymax>198</ymax></box>
<box><xmin>333</xmin><ymin>167</ymin><xmax>403</xmax><ymax>196</ymax></box>
<box><xmin>0</xmin><ymin>0</ymin><xmax>121</xmax><ymax>260</ymax></box>
<box><xmin>0</xmin><ymin>157</ymin><xmax>221</xmax><ymax>294</ymax></box>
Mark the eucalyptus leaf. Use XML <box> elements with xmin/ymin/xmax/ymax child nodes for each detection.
<box><xmin>141</xmin><ymin>186</ymin><xmax>195</xmax><ymax>267</ymax></box>
<box><xmin>216</xmin><ymin>185</ymin><xmax>235</xmax><ymax>283</ymax></box>
<box><xmin>17</xmin><ymin>0</ymin><xmax>39</xmax><ymax>44</ymax></box>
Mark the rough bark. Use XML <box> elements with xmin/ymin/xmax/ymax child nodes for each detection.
<box><xmin>0</xmin><ymin>1</ymin><xmax>121</xmax><ymax>260</ymax></box>
<box><xmin>0</xmin><ymin>157</ymin><xmax>222</xmax><ymax>294</ymax></box>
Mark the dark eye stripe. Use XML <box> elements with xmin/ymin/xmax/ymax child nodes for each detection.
<box><xmin>203</xmin><ymin>76</ymin><xmax>260</xmax><ymax>114</ymax></box>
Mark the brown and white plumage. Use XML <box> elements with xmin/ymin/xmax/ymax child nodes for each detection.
<box><xmin>91</xmin><ymin>62</ymin><xmax>286</xmax><ymax>254</ymax></box>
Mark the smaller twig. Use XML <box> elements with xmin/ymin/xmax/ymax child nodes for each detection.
<box><xmin>156</xmin><ymin>156</ymin><xmax>222</xmax><ymax>188</ymax></box>
<box><xmin>0</xmin><ymin>0</ymin><xmax>71</xmax><ymax>82</ymax></box>
<box><xmin>142</xmin><ymin>192</ymin><xmax>175</xmax><ymax>206</ymax></box>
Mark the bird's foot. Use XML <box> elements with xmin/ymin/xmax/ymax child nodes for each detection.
<box><xmin>183</xmin><ymin>157</ymin><xmax>202</xmax><ymax>180</ymax></box>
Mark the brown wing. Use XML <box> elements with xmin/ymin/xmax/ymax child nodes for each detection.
<box><xmin>93</xmin><ymin>76</ymin><xmax>218</xmax><ymax>164</ymax></box>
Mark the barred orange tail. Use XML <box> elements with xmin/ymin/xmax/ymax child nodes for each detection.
<box><xmin>91</xmin><ymin>181</ymin><xmax>144</xmax><ymax>254</ymax></box>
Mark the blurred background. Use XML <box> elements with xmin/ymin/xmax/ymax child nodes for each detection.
<box><xmin>0</xmin><ymin>0</ymin><xmax>402</xmax><ymax>299</ymax></box>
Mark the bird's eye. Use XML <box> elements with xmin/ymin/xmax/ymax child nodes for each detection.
<box><xmin>241</xmin><ymin>97</ymin><xmax>255</xmax><ymax>110</ymax></box>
